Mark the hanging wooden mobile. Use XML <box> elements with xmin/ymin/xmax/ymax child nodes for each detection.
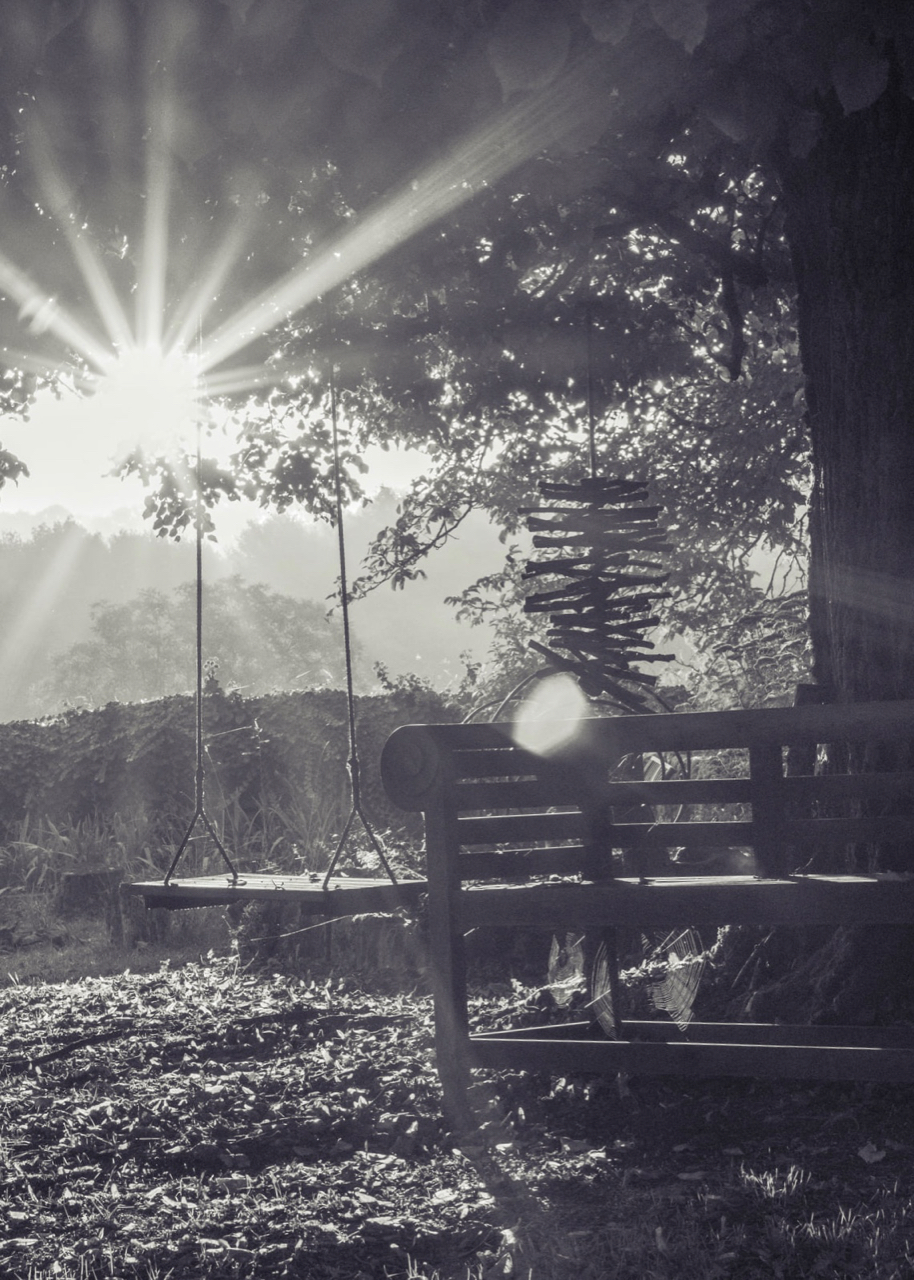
<box><xmin>521</xmin><ymin>309</ymin><xmax>674</xmax><ymax>712</ymax></box>
<box><xmin>523</xmin><ymin>475</ymin><xmax>674</xmax><ymax>711</ymax></box>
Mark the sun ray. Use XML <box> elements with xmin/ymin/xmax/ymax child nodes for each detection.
<box><xmin>57</xmin><ymin>227</ymin><xmax>135</xmax><ymax>354</ymax></box>
<box><xmin>200</xmin><ymin>360</ymin><xmax>304</xmax><ymax>399</ymax></box>
<box><xmin>0</xmin><ymin>524</ymin><xmax>87</xmax><ymax>701</ymax></box>
<box><xmin>26</xmin><ymin>125</ymin><xmax>135</xmax><ymax>353</ymax></box>
<box><xmin>0</xmin><ymin>346</ymin><xmax>84</xmax><ymax>384</ymax></box>
<box><xmin>0</xmin><ymin>251</ymin><xmax>113</xmax><ymax>372</ymax></box>
<box><xmin>164</xmin><ymin>217</ymin><xmax>253</xmax><ymax>357</ymax></box>
<box><xmin>136</xmin><ymin>52</ymin><xmax>175</xmax><ymax>351</ymax></box>
<box><xmin>2</xmin><ymin>33</ymin><xmax>613</xmax><ymax>474</ymax></box>
<box><xmin>199</xmin><ymin>48</ymin><xmax>612</xmax><ymax>375</ymax></box>
<box><xmin>136</xmin><ymin>139</ymin><xmax>171</xmax><ymax>353</ymax></box>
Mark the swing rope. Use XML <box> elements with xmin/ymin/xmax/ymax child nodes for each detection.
<box><xmin>320</xmin><ymin>368</ymin><xmax>399</xmax><ymax>890</ymax></box>
<box><xmin>163</xmin><ymin>421</ymin><xmax>240</xmax><ymax>886</ymax></box>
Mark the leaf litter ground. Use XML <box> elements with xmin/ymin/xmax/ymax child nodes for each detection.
<box><xmin>1</xmin><ymin>955</ymin><xmax>913</xmax><ymax>1279</ymax></box>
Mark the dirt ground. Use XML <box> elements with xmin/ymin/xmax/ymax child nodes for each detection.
<box><xmin>1</xmin><ymin>947</ymin><xmax>913</xmax><ymax>1279</ymax></box>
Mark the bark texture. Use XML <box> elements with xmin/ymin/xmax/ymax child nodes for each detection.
<box><xmin>737</xmin><ymin>83</ymin><xmax>914</xmax><ymax>1023</ymax></box>
<box><xmin>778</xmin><ymin>82</ymin><xmax>914</xmax><ymax>704</ymax></box>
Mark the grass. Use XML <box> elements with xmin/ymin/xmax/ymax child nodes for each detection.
<box><xmin>0</xmin><ymin>903</ymin><xmax>232</xmax><ymax>986</ymax></box>
<box><xmin>1</xmin><ymin>925</ymin><xmax>913</xmax><ymax>1278</ymax></box>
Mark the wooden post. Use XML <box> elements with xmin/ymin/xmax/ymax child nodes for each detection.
<box><xmin>578</xmin><ymin>757</ymin><xmax>616</xmax><ymax>881</ymax></box>
<box><xmin>424</xmin><ymin>786</ymin><xmax>472</xmax><ymax>1129</ymax></box>
<box><xmin>786</xmin><ymin>683</ymin><xmax>830</xmax><ymax>779</ymax></box>
<box><xmin>749</xmin><ymin>740</ymin><xmax>788</xmax><ymax>877</ymax></box>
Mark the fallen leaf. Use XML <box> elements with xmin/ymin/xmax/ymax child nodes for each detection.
<box><xmin>858</xmin><ymin>1142</ymin><xmax>886</xmax><ymax>1164</ymax></box>
<box><xmin>560</xmin><ymin>1138</ymin><xmax>591</xmax><ymax>1154</ymax></box>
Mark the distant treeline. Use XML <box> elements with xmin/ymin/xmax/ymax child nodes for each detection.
<box><xmin>0</xmin><ymin>498</ymin><xmax>499</xmax><ymax>720</ymax></box>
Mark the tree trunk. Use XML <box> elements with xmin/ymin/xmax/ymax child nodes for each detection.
<box><xmin>736</xmin><ymin>82</ymin><xmax>914</xmax><ymax>1024</ymax></box>
<box><xmin>777</xmin><ymin>80</ymin><xmax>914</xmax><ymax>706</ymax></box>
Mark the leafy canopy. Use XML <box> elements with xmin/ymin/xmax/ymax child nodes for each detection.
<box><xmin>0</xmin><ymin>1</ymin><xmax>902</xmax><ymax>644</ymax></box>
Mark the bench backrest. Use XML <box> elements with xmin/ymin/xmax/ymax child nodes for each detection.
<box><xmin>380</xmin><ymin>699</ymin><xmax>914</xmax><ymax>880</ymax></box>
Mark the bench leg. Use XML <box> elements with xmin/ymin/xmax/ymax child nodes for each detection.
<box><xmin>433</xmin><ymin>989</ymin><xmax>473</xmax><ymax>1130</ymax></box>
<box><xmin>425</xmin><ymin>805</ymin><xmax>474</xmax><ymax>1129</ymax></box>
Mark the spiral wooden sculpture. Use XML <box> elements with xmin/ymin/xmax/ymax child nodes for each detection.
<box><xmin>522</xmin><ymin>475</ymin><xmax>674</xmax><ymax>712</ymax></box>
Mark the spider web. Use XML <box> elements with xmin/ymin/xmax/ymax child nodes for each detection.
<box><xmin>589</xmin><ymin>927</ymin><xmax>707</xmax><ymax>1038</ymax></box>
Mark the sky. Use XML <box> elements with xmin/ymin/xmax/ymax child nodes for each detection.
<box><xmin>1</xmin><ymin>383</ymin><xmax>429</xmax><ymax>542</ymax></box>
<box><xmin>0</xmin><ymin>379</ymin><xmax>509</xmax><ymax>707</ymax></box>
<box><xmin>0</xmin><ymin>0</ymin><xmax>605</xmax><ymax>539</ymax></box>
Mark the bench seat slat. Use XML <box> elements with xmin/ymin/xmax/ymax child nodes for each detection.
<box><xmin>472</xmin><ymin>1019</ymin><xmax>914</xmax><ymax>1048</ymax></box>
<box><xmin>455</xmin><ymin>777</ymin><xmax>753</xmax><ymax>808</ymax></box>
<box><xmin>783</xmin><ymin>771</ymin><xmax>914</xmax><ymax>801</ymax></box>
<box><xmin>456</xmin><ymin>814</ymin><xmax>914</xmax><ymax>850</ymax></box>
<box><xmin>456</xmin><ymin>874</ymin><xmax>914</xmax><ymax>929</ymax></box>
<box><xmin>456</xmin><ymin>815</ymin><xmax>754</xmax><ymax>848</ymax></box>
<box><xmin>787</xmin><ymin>815</ymin><xmax>914</xmax><ymax>844</ymax></box>
<box><xmin>453</xmin><ymin>773</ymin><xmax>914</xmax><ymax>812</ymax></box>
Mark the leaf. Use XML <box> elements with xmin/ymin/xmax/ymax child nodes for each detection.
<box><xmin>487</xmin><ymin>0</ymin><xmax>571</xmax><ymax>99</ymax></box>
<box><xmin>560</xmin><ymin>1137</ymin><xmax>593</xmax><ymax>1153</ymax></box>
<box><xmin>830</xmin><ymin>37</ymin><xmax>889</xmax><ymax>115</ymax></box>
<box><xmin>858</xmin><ymin>1141</ymin><xmax>886</xmax><ymax>1164</ymax></box>
<box><xmin>788</xmin><ymin>108</ymin><xmax>823</xmax><ymax>159</ymax></box>
<box><xmin>704</xmin><ymin>72</ymin><xmax>783</xmax><ymax>144</ymax></box>
<box><xmin>580</xmin><ymin>0</ymin><xmax>638</xmax><ymax>45</ymax></box>
<box><xmin>649</xmin><ymin>0</ymin><xmax>707</xmax><ymax>54</ymax></box>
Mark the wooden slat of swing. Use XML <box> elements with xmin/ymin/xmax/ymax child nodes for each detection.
<box><xmin>123</xmin><ymin>873</ymin><xmax>427</xmax><ymax>912</ymax></box>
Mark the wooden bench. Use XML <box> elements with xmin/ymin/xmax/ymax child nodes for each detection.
<box><xmin>380</xmin><ymin>698</ymin><xmax>914</xmax><ymax>1121</ymax></box>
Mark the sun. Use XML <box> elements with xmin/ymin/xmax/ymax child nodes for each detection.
<box><xmin>89</xmin><ymin>342</ymin><xmax>207</xmax><ymax>459</ymax></box>
<box><xmin>0</xmin><ymin>2</ymin><xmax>614</xmax><ymax>526</ymax></box>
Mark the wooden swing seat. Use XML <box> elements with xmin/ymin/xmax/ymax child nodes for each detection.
<box><xmin>379</xmin><ymin>698</ymin><xmax>914</xmax><ymax>1119</ymax></box>
<box><xmin>123</xmin><ymin>873</ymin><xmax>426</xmax><ymax>913</ymax></box>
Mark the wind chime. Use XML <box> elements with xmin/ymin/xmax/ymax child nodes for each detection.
<box><xmin>520</xmin><ymin>313</ymin><xmax>673</xmax><ymax>712</ymax></box>
<box><xmin>526</xmin><ymin>304</ymin><xmax>705</xmax><ymax>1036</ymax></box>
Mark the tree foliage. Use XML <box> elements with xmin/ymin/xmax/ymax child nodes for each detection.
<box><xmin>0</xmin><ymin>1</ymin><xmax>911</xmax><ymax>705</ymax></box>
<box><xmin>3</xmin><ymin>0</ymin><xmax>913</xmax><ymax>1034</ymax></box>
<box><xmin>38</xmin><ymin>576</ymin><xmax>364</xmax><ymax>710</ymax></box>
<box><xmin>0</xmin><ymin>685</ymin><xmax>450</xmax><ymax>845</ymax></box>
